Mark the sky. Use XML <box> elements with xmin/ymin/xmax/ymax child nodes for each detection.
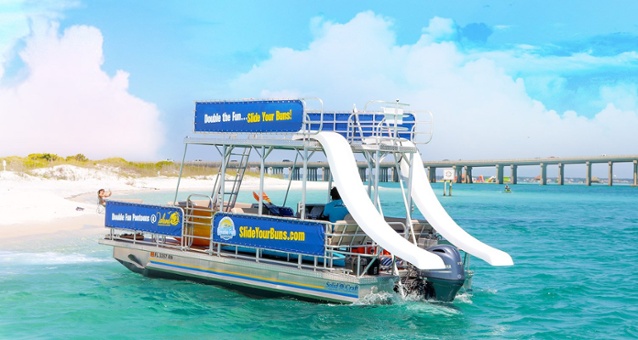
<box><xmin>1</xmin><ymin>1</ymin><xmax>638</xmax><ymax>177</ymax></box>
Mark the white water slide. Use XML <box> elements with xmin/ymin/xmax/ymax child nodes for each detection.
<box><xmin>398</xmin><ymin>141</ymin><xmax>514</xmax><ymax>266</ymax></box>
<box><xmin>311</xmin><ymin>132</ymin><xmax>446</xmax><ymax>270</ymax></box>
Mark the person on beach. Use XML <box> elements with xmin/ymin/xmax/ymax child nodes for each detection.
<box><xmin>98</xmin><ymin>188</ymin><xmax>112</xmax><ymax>206</ymax></box>
<box><xmin>321</xmin><ymin>187</ymin><xmax>349</xmax><ymax>222</ymax></box>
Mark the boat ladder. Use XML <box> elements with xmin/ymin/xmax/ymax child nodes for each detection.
<box><xmin>212</xmin><ymin>146</ymin><xmax>251</xmax><ymax>212</ymax></box>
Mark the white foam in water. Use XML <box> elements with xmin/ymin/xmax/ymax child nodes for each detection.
<box><xmin>404</xmin><ymin>300</ymin><xmax>462</xmax><ymax>316</ymax></box>
<box><xmin>479</xmin><ymin>287</ymin><xmax>498</xmax><ymax>295</ymax></box>
<box><xmin>453</xmin><ymin>292</ymin><xmax>474</xmax><ymax>304</ymax></box>
<box><xmin>353</xmin><ymin>290</ymin><xmax>395</xmax><ymax>305</ymax></box>
<box><xmin>0</xmin><ymin>250</ymin><xmax>109</xmax><ymax>266</ymax></box>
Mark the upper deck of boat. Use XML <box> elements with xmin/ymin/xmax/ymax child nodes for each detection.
<box><xmin>186</xmin><ymin>99</ymin><xmax>432</xmax><ymax>154</ymax></box>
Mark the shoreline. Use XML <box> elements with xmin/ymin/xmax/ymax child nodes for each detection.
<box><xmin>0</xmin><ymin>165</ymin><xmax>330</xmax><ymax>243</ymax></box>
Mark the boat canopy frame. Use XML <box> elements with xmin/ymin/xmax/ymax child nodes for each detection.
<box><xmin>172</xmin><ymin>98</ymin><xmax>431</xmax><ymax>221</ymax></box>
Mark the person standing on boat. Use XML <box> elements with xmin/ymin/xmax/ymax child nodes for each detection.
<box><xmin>321</xmin><ymin>187</ymin><xmax>349</xmax><ymax>222</ymax></box>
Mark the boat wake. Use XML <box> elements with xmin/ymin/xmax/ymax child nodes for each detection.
<box><xmin>403</xmin><ymin>299</ymin><xmax>463</xmax><ymax>316</ymax></box>
<box><xmin>0</xmin><ymin>250</ymin><xmax>109</xmax><ymax>266</ymax></box>
<box><xmin>451</xmin><ymin>292</ymin><xmax>474</xmax><ymax>304</ymax></box>
<box><xmin>352</xmin><ymin>290</ymin><xmax>395</xmax><ymax>305</ymax></box>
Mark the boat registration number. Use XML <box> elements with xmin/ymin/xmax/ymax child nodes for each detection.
<box><xmin>150</xmin><ymin>252</ymin><xmax>173</xmax><ymax>260</ymax></box>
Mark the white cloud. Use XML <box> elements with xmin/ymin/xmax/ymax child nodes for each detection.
<box><xmin>421</xmin><ymin>17</ymin><xmax>457</xmax><ymax>42</ymax></box>
<box><xmin>230</xmin><ymin>12</ymin><xmax>638</xmax><ymax>176</ymax></box>
<box><xmin>0</xmin><ymin>19</ymin><xmax>164</xmax><ymax>160</ymax></box>
<box><xmin>0</xmin><ymin>0</ymin><xmax>79</xmax><ymax>77</ymax></box>
<box><xmin>0</xmin><ymin>1</ymin><xmax>30</xmax><ymax>78</ymax></box>
<box><xmin>231</xmin><ymin>11</ymin><xmax>405</xmax><ymax>105</ymax></box>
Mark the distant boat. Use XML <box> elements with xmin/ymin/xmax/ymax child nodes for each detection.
<box><xmin>484</xmin><ymin>176</ymin><xmax>510</xmax><ymax>183</ymax></box>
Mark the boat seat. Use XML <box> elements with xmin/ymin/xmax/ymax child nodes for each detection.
<box><xmin>189</xmin><ymin>199</ymin><xmax>212</xmax><ymax>207</ymax></box>
<box><xmin>383</xmin><ymin>217</ymin><xmax>434</xmax><ymax>238</ymax></box>
<box><xmin>234</xmin><ymin>202</ymin><xmax>253</xmax><ymax>209</ymax></box>
<box><xmin>228</xmin><ymin>203</ymin><xmax>253</xmax><ymax>213</ymax></box>
<box><xmin>380</xmin><ymin>106</ymin><xmax>408</xmax><ymax>136</ymax></box>
<box><xmin>410</xmin><ymin>221</ymin><xmax>434</xmax><ymax>238</ymax></box>
<box><xmin>329</xmin><ymin>217</ymin><xmax>370</xmax><ymax>247</ymax></box>
<box><xmin>250</xmin><ymin>202</ymin><xmax>294</xmax><ymax>217</ymax></box>
<box><xmin>235</xmin><ymin>207</ymin><xmax>261</xmax><ymax>215</ymax></box>
<box><xmin>308</xmin><ymin>205</ymin><xmax>324</xmax><ymax>219</ymax></box>
<box><xmin>384</xmin><ymin>217</ymin><xmax>409</xmax><ymax>233</ymax></box>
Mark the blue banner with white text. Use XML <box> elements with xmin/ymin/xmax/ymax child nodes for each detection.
<box><xmin>213</xmin><ymin>213</ymin><xmax>325</xmax><ymax>256</ymax></box>
<box><xmin>105</xmin><ymin>201</ymin><xmax>183</xmax><ymax>236</ymax></box>
<box><xmin>194</xmin><ymin>99</ymin><xmax>304</xmax><ymax>133</ymax></box>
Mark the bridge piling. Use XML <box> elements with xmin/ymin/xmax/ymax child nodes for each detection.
<box><xmin>454</xmin><ymin>166</ymin><xmax>463</xmax><ymax>183</ymax></box>
<box><xmin>322</xmin><ymin>168</ymin><xmax>330</xmax><ymax>181</ymax></box>
<box><xmin>428</xmin><ymin>167</ymin><xmax>436</xmax><ymax>183</ymax></box>
<box><xmin>496</xmin><ymin>164</ymin><xmax>504</xmax><ymax>184</ymax></box>
<box><xmin>381</xmin><ymin>168</ymin><xmax>389</xmax><ymax>182</ymax></box>
<box><xmin>308</xmin><ymin>168</ymin><xmax>318</xmax><ymax>181</ymax></box>
<box><xmin>463</xmin><ymin>166</ymin><xmax>473</xmax><ymax>183</ymax></box>
<box><xmin>608</xmin><ymin>161</ymin><xmax>613</xmax><ymax>186</ymax></box>
<box><xmin>292</xmin><ymin>168</ymin><xmax>301</xmax><ymax>181</ymax></box>
<box><xmin>358</xmin><ymin>168</ymin><xmax>367</xmax><ymax>182</ymax></box>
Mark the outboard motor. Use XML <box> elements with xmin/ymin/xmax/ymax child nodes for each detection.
<box><xmin>419</xmin><ymin>244</ymin><xmax>466</xmax><ymax>302</ymax></box>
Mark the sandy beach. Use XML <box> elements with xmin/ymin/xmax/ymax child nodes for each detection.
<box><xmin>0</xmin><ymin>165</ymin><xmax>329</xmax><ymax>243</ymax></box>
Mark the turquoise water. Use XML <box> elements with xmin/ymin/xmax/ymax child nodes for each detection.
<box><xmin>2</xmin><ymin>183</ymin><xmax>638</xmax><ymax>339</ymax></box>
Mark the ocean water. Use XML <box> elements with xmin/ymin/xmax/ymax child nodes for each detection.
<box><xmin>1</xmin><ymin>183</ymin><xmax>637</xmax><ymax>339</ymax></box>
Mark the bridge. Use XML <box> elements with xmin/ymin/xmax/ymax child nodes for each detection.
<box><xmin>422</xmin><ymin>154</ymin><xmax>638</xmax><ymax>186</ymax></box>
<box><xmin>185</xmin><ymin>154</ymin><xmax>638</xmax><ymax>186</ymax></box>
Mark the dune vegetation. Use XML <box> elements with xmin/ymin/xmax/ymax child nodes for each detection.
<box><xmin>1</xmin><ymin>153</ymin><xmax>284</xmax><ymax>180</ymax></box>
<box><xmin>0</xmin><ymin>153</ymin><xmax>223</xmax><ymax>178</ymax></box>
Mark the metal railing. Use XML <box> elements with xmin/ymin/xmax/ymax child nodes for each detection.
<box><xmin>103</xmin><ymin>205</ymin><xmax>440</xmax><ymax>278</ymax></box>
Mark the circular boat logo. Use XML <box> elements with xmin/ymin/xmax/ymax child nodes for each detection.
<box><xmin>169</xmin><ymin>212</ymin><xmax>180</xmax><ymax>225</ymax></box>
<box><xmin>217</xmin><ymin>216</ymin><xmax>236</xmax><ymax>241</ymax></box>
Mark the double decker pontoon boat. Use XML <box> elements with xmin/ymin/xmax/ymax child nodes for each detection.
<box><xmin>99</xmin><ymin>98</ymin><xmax>513</xmax><ymax>303</ymax></box>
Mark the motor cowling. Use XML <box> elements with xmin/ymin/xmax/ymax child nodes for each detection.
<box><xmin>419</xmin><ymin>244</ymin><xmax>466</xmax><ymax>302</ymax></box>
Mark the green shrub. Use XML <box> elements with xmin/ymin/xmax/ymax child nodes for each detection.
<box><xmin>66</xmin><ymin>154</ymin><xmax>88</xmax><ymax>162</ymax></box>
<box><xmin>28</xmin><ymin>153</ymin><xmax>59</xmax><ymax>162</ymax></box>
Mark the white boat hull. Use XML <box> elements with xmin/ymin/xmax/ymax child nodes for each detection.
<box><xmin>103</xmin><ymin>239</ymin><xmax>396</xmax><ymax>303</ymax></box>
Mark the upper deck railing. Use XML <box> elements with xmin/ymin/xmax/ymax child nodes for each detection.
<box><xmin>302</xmin><ymin>110</ymin><xmax>432</xmax><ymax>145</ymax></box>
<box><xmin>192</xmin><ymin>98</ymin><xmax>433</xmax><ymax>145</ymax></box>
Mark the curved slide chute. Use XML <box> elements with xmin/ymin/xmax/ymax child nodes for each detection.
<box><xmin>311</xmin><ymin>132</ymin><xmax>446</xmax><ymax>270</ymax></box>
<box><xmin>399</xmin><ymin>142</ymin><xmax>514</xmax><ymax>266</ymax></box>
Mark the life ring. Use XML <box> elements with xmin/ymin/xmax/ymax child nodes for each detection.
<box><xmin>353</xmin><ymin>245</ymin><xmax>378</xmax><ymax>254</ymax></box>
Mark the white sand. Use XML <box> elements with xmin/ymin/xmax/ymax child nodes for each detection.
<box><xmin>0</xmin><ymin>165</ymin><xmax>330</xmax><ymax>242</ymax></box>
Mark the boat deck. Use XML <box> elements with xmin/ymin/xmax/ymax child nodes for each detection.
<box><xmin>101</xmin><ymin>202</ymin><xmax>439</xmax><ymax>278</ymax></box>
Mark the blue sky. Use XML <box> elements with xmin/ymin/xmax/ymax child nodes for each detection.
<box><xmin>1</xmin><ymin>1</ymin><xmax>638</xmax><ymax>177</ymax></box>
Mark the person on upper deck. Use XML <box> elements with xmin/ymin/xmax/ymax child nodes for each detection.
<box><xmin>320</xmin><ymin>187</ymin><xmax>349</xmax><ymax>223</ymax></box>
